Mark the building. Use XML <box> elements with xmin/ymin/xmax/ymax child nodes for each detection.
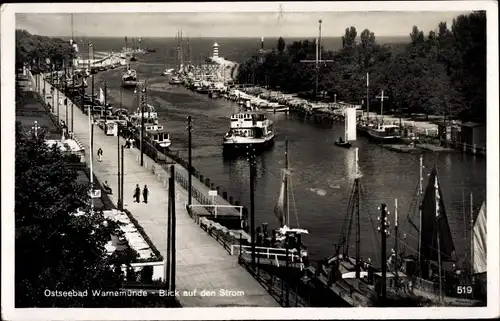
<box><xmin>461</xmin><ymin>122</ymin><xmax>486</xmax><ymax>148</ymax></box>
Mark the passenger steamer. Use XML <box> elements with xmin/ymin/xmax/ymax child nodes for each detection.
<box><xmin>222</xmin><ymin>111</ymin><xmax>274</xmax><ymax>154</ymax></box>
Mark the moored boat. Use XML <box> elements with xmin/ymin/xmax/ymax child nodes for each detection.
<box><xmin>222</xmin><ymin>111</ymin><xmax>275</xmax><ymax>155</ymax></box>
<box><xmin>366</xmin><ymin>123</ymin><xmax>402</xmax><ymax>144</ymax></box>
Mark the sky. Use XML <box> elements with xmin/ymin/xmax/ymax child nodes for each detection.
<box><xmin>16</xmin><ymin>11</ymin><xmax>470</xmax><ymax>38</ymax></box>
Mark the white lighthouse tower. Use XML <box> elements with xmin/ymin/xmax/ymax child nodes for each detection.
<box><xmin>213</xmin><ymin>42</ymin><xmax>219</xmax><ymax>59</ymax></box>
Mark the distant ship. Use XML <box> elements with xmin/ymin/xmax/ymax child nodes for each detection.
<box><xmin>121</xmin><ymin>66</ymin><xmax>138</xmax><ymax>88</ymax></box>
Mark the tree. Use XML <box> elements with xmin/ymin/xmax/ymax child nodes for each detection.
<box><xmin>277</xmin><ymin>37</ymin><xmax>286</xmax><ymax>53</ymax></box>
<box><xmin>235</xmin><ymin>12</ymin><xmax>485</xmax><ymax>122</ymax></box>
<box><xmin>14</xmin><ymin>123</ymin><xmax>152</xmax><ymax>307</ymax></box>
<box><xmin>16</xmin><ymin>29</ymin><xmax>76</xmax><ymax>72</ymax></box>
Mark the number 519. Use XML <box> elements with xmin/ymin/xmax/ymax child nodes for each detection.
<box><xmin>457</xmin><ymin>286</ymin><xmax>473</xmax><ymax>294</ymax></box>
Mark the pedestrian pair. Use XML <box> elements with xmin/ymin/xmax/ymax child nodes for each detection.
<box><xmin>134</xmin><ymin>184</ymin><xmax>149</xmax><ymax>203</ymax></box>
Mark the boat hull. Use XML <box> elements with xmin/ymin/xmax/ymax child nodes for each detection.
<box><xmin>122</xmin><ymin>80</ymin><xmax>137</xmax><ymax>88</ymax></box>
<box><xmin>358</xmin><ymin>127</ymin><xmax>402</xmax><ymax>144</ymax></box>
<box><xmin>335</xmin><ymin>141</ymin><xmax>352</xmax><ymax>148</ymax></box>
<box><xmin>222</xmin><ymin>136</ymin><xmax>275</xmax><ymax>156</ymax></box>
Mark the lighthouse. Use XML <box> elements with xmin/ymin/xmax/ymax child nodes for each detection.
<box><xmin>213</xmin><ymin>42</ymin><xmax>219</xmax><ymax>59</ymax></box>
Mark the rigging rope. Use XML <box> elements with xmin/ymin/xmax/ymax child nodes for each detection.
<box><xmin>289</xmin><ymin>175</ymin><xmax>300</xmax><ymax>228</ymax></box>
<box><xmin>358</xmin><ymin>181</ymin><xmax>382</xmax><ymax>267</ymax></box>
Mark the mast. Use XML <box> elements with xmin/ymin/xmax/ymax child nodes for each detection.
<box><xmin>284</xmin><ymin>140</ymin><xmax>289</xmax><ymax>227</ymax></box>
<box><xmin>380</xmin><ymin>203</ymin><xmax>388</xmax><ymax>299</ymax></box>
<box><xmin>355</xmin><ymin>147</ymin><xmax>361</xmax><ymax>278</ymax></box>
<box><xmin>366</xmin><ymin>73</ymin><xmax>370</xmax><ymax>123</ymax></box>
<box><xmin>435</xmin><ymin>174</ymin><xmax>443</xmax><ymax>303</ymax></box>
<box><xmin>394</xmin><ymin>198</ymin><xmax>399</xmax><ymax>279</ymax></box>
<box><xmin>418</xmin><ymin>154</ymin><xmax>423</xmax><ymax>276</ymax></box>
<box><xmin>469</xmin><ymin>192</ymin><xmax>473</xmax><ymax>277</ymax></box>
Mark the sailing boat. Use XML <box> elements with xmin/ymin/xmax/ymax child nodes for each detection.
<box><xmin>471</xmin><ymin>200</ymin><xmax>487</xmax><ymax>299</ymax></box>
<box><xmin>309</xmin><ymin>148</ymin><xmax>423</xmax><ymax>307</ymax></box>
<box><xmin>272</xmin><ymin>140</ymin><xmax>309</xmax><ymax>247</ymax></box>
<box><xmin>402</xmin><ymin>161</ymin><xmax>486</xmax><ymax>306</ymax></box>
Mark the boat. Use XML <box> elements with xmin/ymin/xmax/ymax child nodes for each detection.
<box><xmin>169</xmin><ymin>75</ymin><xmax>182</xmax><ymax>85</ymax></box>
<box><xmin>237</xmin><ymin>140</ymin><xmax>309</xmax><ymax>275</ymax></box>
<box><xmin>334</xmin><ymin>139</ymin><xmax>352</xmax><ymax>148</ymax></box>
<box><xmin>128</xmin><ymin>103</ymin><xmax>159</xmax><ymax>128</ymax></box>
<box><xmin>222</xmin><ymin>111</ymin><xmax>275</xmax><ymax>155</ymax></box>
<box><xmin>146</xmin><ymin>129</ymin><xmax>172</xmax><ymax>149</ymax></box>
<box><xmin>401</xmin><ymin>159</ymin><xmax>486</xmax><ymax>306</ymax></box>
<box><xmin>121</xmin><ymin>65</ymin><xmax>138</xmax><ymax>88</ymax></box>
<box><xmin>367</xmin><ymin>124</ymin><xmax>402</xmax><ymax>143</ymax></box>
<box><xmin>307</xmin><ymin>148</ymin><xmax>433</xmax><ymax>307</ymax></box>
<box><xmin>163</xmin><ymin>68</ymin><xmax>175</xmax><ymax>76</ymax></box>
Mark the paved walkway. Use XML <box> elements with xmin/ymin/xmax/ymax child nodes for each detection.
<box><xmin>35</xmin><ymin>73</ymin><xmax>279</xmax><ymax>307</ymax></box>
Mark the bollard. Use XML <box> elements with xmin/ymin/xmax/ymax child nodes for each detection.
<box><xmin>157</xmin><ymin>173</ymin><xmax>161</xmax><ymax>181</ymax></box>
<box><xmin>200</xmin><ymin>174</ymin><xmax>204</xmax><ymax>183</ymax></box>
<box><xmin>216</xmin><ymin>186</ymin><xmax>220</xmax><ymax>194</ymax></box>
<box><xmin>222</xmin><ymin>191</ymin><xmax>228</xmax><ymax>200</ymax></box>
<box><xmin>205</xmin><ymin>178</ymin><xmax>210</xmax><ymax>187</ymax></box>
<box><xmin>234</xmin><ymin>200</ymin><xmax>240</xmax><ymax>207</ymax></box>
<box><xmin>164</xmin><ymin>179</ymin><xmax>168</xmax><ymax>187</ymax></box>
<box><xmin>229</xmin><ymin>196</ymin><xmax>234</xmax><ymax>205</ymax></box>
<box><xmin>210</xmin><ymin>183</ymin><xmax>215</xmax><ymax>190</ymax></box>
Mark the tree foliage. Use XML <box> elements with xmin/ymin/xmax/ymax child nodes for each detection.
<box><xmin>16</xmin><ymin>29</ymin><xmax>76</xmax><ymax>71</ymax></box>
<box><xmin>236</xmin><ymin>11</ymin><xmax>486</xmax><ymax>123</ymax></box>
<box><xmin>14</xmin><ymin>123</ymin><xmax>178</xmax><ymax>307</ymax></box>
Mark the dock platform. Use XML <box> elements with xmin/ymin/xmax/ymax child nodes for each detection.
<box><xmin>415</xmin><ymin>143</ymin><xmax>456</xmax><ymax>152</ymax></box>
<box><xmin>37</xmin><ymin>73</ymin><xmax>279</xmax><ymax>307</ymax></box>
<box><xmin>382</xmin><ymin>144</ymin><xmax>421</xmax><ymax>153</ymax></box>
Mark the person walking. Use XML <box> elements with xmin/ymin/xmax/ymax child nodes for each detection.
<box><xmin>97</xmin><ymin>147</ymin><xmax>103</xmax><ymax>162</ymax></box>
<box><xmin>142</xmin><ymin>185</ymin><xmax>149</xmax><ymax>204</ymax></box>
<box><xmin>133</xmin><ymin>184</ymin><xmax>141</xmax><ymax>203</ymax></box>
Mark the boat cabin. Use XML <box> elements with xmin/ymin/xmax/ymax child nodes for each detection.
<box><xmin>370</xmin><ymin>124</ymin><xmax>400</xmax><ymax>137</ymax></box>
<box><xmin>228</xmin><ymin>112</ymin><xmax>273</xmax><ymax>138</ymax></box>
<box><xmin>147</xmin><ymin>129</ymin><xmax>171</xmax><ymax>148</ymax></box>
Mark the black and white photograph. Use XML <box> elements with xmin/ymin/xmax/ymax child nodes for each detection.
<box><xmin>1</xmin><ymin>1</ymin><xmax>498</xmax><ymax>320</ymax></box>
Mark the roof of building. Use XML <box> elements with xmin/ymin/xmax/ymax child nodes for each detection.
<box><xmin>461</xmin><ymin>121</ymin><xmax>485</xmax><ymax>128</ymax></box>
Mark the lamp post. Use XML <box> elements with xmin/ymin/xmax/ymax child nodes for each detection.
<box><xmin>187</xmin><ymin>116</ymin><xmax>193</xmax><ymax>206</ymax></box>
<box><xmin>247</xmin><ymin>145</ymin><xmax>256</xmax><ymax>271</ymax></box>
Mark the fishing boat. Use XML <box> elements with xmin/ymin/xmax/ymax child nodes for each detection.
<box><xmin>121</xmin><ymin>65</ymin><xmax>138</xmax><ymax>88</ymax></box>
<box><xmin>237</xmin><ymin>140</ymin><xmax>309</xmax><ymax>275</ymax></box>
<box><xmin>401</xmin><ymin>159</ymin><xmax>486</xmax><ymax>306</ymax></box>
<box><xmin>305</xmin><ymin>148</ymin><xmax>429</xmax><ymax>307</ymax></box>
<box><xmin>222</xmin><ymin>111</ymin><xmax>275</xmax><ymax>155</ymax></box>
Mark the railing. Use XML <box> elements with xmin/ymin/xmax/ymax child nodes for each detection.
<box><xmin>231</xmin><ymin>245</ymin><xmax>304</xmax><ymax>266</ymax></box>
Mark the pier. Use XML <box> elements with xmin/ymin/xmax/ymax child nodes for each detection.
<box><xmin>34</xmin><ymin>72</ymin><xmax>279</xmax><ymax>307</ymax></box>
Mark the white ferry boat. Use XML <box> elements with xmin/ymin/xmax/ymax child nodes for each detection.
<box><xmin>121</xmin><ymin>66</ymin><xmax>138</xmax><ymax>88</ymax></box>
<box><xmin>222</xmin><ymin>111</ymin><xmax>274</xmax><ymax>154</ymax></box>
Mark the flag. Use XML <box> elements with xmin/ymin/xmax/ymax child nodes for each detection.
<box><xmin>366</xmin><ymin>73</ymin><xmax>369</xmax><ymax>87</ymax></box>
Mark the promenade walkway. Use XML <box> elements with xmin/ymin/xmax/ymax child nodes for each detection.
<box><xmin>35</xmin><ymin>73</ymin><xmax>279</xmax><ymax>307</ymax></box>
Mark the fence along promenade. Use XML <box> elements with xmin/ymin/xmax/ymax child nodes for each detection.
<box><xmin>35</xmin><ymin>72</ymin><xmax>279</xmax><ymax>307</ymax></box>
